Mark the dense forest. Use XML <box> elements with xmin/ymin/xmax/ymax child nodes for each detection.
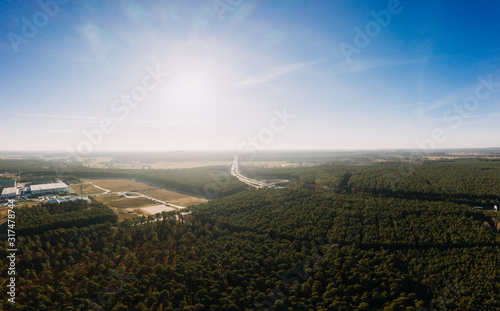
<box><xmin>1</xmin><ymin>158</ymin><xmax>500</xmax><ymax>310</ymax></box>
<box><xmin>241</xmin><ymin>158</ymin><xmax>500</xmax><ymax>205</ymax></box>
<box><xmin>8</xmin><ymin>200</ymin><xmax>118</xmax><ymax>236</ymax></box>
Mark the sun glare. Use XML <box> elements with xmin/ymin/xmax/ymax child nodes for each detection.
<box><xmin>171</xmin><ymin>72</ymin><xmax>214</xmax><ymax>104</ymax></box>
<box><xmin>163</xmin><ymin>56</ymin><xmax>227</xmax><ymax>109</ymax></box>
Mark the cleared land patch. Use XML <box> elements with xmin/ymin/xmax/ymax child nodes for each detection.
<box><xmin>82</xmin><ymin>178</ymin><xmax>207</xmax><ymax>206</ymax></box>
<box><xmin>82</xmin><ymin>159</ymin><xmax>230</xmax><ymax>169</ymax></box>
<box><xmin>93</xmin><ymin>194</ymin><xmax>154</xmax><ymax>209</ymax></box>
<box><xmin>0</xmin><ymin>208</ymin><xmax>7</xmax><ymax>225</ymax></box>
<box><xmin>141</xmin><ymin>205</ymin><xmax>177</xmax><ymax>215</ymax></box>
<box><xmin>243</xmin><ymin>161</ymin><xmax>302</xmax><ymax>168</ymax></box>
<box><xmin>70</xmin><ymin>183</ymin><xmax>107</xmax><ymax>195</ymax></box>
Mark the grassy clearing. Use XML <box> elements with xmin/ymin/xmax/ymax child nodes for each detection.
<box><xmin>82</xmin><ymin>179</ymin><xmax>207</xmax><ymax>206</ymax></box>
<box><xmin>0</xmin><ymin>208</ymin><xmax>7</xmax><ymax>225</ymax></box>
<box><xmin>81</xmin><ymin>179</ymin><xmax>151</xmax><ymax>192</ymax></box>
<box><xmin>82</xmin><ymin>159</ymin><xmax>230</xmax><ymax>169</ymax></box>
<box><xmin>93</xmin><ymin>194</ymin><xmax>155</xmax><ymax>209</ymax></box>
<box><xmin>141</xmin><ymin>205</ymin><xmax>177</xmax><ymax>214</ymax></box>
<box><xmin>70</xmin><ymin>183</ymin><xmax>107</xmax><ymax>195</ymax></box>
<box><xmin>115</xmin><ymin>210</ymin><xmax>146</xmax><ymax>222</ymax></box>
<box><xmin>242</xmin><ymin>161</ymin><xmax>303</xmax><ymax>168</ymax></box>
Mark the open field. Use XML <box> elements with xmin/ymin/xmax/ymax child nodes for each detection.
<box><xmin>148</xmin><ymin>161</ymin><xmax>231</xmax><ymax>169</ymax></box>
<box><xmin>92</xmin><ymin>193</ymin><xmax>164</xmax><ymax>221</ymax></box>
<box><xmin>82</xmin><ymin>179</ymin><xmax>207</xmax><ymax>206</ymax></box>
<box><xmin>93</xmin><ymin>194</ymin><xmax>155</xmax><ymax>209</ymax></box>
<box><xmin>242</xmin><ymin>161</ymin><xmax>304</xmax><ymax>168</ymax></box>
<box><xmin>81</xmin><ymin>179</ymin><xmax>152</xmax><ymax>192</ymax></box>
<box><xmin>0</xmin><ymin>208</ymin><xmax>7</xmax><ymax>225</ymax></box>
<box><xmin>141</xmin><ymin>205</ymin><xmax>177</xmax><ymax>214</ymax></box>
<box><xmin>425</xmin><ymin>155</ymin><xmax>500</xmax><ymax>160</ymax></box>
<box><xmin>70</xmin><ymin>183</ymin><xmax>107</xmax><ymax>195</ymax></box>
<box><xmin>82</xmin><ymin>159</ymin><xmax>231</xmax><ymax>169</ymax></box>
<box><xmin>115</xmin><ymin>207</ymin><xmax>150</xmax><ymax>222</ymax></box>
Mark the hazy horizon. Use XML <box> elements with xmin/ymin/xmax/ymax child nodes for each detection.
<box><xmin>1</xmin><ymin>147</ymin><xmax>500</xmax><ymax>157</ymax></box>
<box><xmin>2</xmin><ymin>1</ymin><xmax>500</xmax><ymax>152</ymax></box>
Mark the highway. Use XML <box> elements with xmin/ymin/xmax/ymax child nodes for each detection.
<box><xmin>231</xmin><ymin>156</ymin><xmax>270</xmax><ymax>188</ymax></box>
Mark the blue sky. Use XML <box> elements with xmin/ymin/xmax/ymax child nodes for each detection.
<box><xmin>1</xmin><ymin>0</ymin><xmax>500</xmax><ymax>152</ymax></box>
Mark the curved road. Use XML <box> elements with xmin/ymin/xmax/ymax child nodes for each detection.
<box><xmin>231</xmin><ymin>156</ymin><xmax>288</xmax><ymax>188</ymax></box>
<box><xmin>231</xmin><ymin>156</ymin><xmax>267</xmax><ymax>188</ymax></box>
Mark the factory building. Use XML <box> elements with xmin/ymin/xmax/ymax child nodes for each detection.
<box><xmin>1</xmin><ymin>187</ymin><xmax>19</xmax><ymax>199</ymax></box>
<box><xmin>29</xmin><ymin>182</ymin><xmax>70</xmax><ymax>195</ymax></box>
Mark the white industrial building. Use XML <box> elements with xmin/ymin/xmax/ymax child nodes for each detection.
<box><xmin>1</xmin><ymin>187</ymin><xmax>19</xmax><ymax>199</ymax></box>
<box><xmin>29</xmin><ymin>182</ymin><xmax>70</xmax><ymax>195</ymax></box>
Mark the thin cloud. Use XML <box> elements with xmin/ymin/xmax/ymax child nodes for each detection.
<box><xmin>77</xmin><ymin>23</ymin><xmax>111</xmax><ymax>64</ymax></box>
<box><xmin>340</xmin><ymin>58</ymin><xmax>426</xmax><ymax>74</ymax></box>
<box><xmin>390</xmin><ymin>103</ymin><xmax>417</xmax><ymax>109</ymax></box>
<box><xmin>412</xmin><ymin>80</ymin><xmax>488</xmax><ymax>122</ymax></box>
<box><xmin>232</xmin><ymin>61</ymin><xmax>315</xmax><ymax>87</ymax></box>
<box><xmin>439</xmin><ymin>113</ymin><xmax>500</xmax><ymax>130</ymax></box>
<box><xmin>15</xmin><ymin>113</ymin><xmax>102</xmax><ymax>122</ymax></box>
<box><xmin>462</xmin><ymin>113</ymin><xmax>500</xmax><ymax>121</ymax></box>
<box><xmin>45</xmin><ymin>130</ymin><xmax>73</xmax><ymax>133</ymax></box>
<box><xmin>12</xmin><ymin>113</ymin><xmax>215</xmax><ymax>128</ymax></box>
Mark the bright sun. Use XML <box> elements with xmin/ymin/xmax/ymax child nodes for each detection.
<box><xmin>157</xmin><ymin>54</ymin><xmax>231</xmax><ymax>117</ymax></box>
<box><xmin>166</xmin><ymin>58</ymin><xmax>225</xmax><ymax>108</ymax></box>
<box><xmin>171</xmin><ymin>72</ymin><xmax>213</xmax><ymax>104</ymax></box>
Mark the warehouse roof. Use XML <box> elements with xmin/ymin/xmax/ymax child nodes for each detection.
<box><xmin>1</xmin><ymin>187</ymin><xmax>18</xmax><ymax>195</ymax></box>
<box><xmin>30</xmin><ymin>182</ymin><xmax>69</xmax><ymax>192</ymax></box>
